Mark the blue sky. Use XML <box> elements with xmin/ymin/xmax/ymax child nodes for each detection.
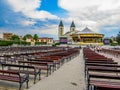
<box><xmin>0</xmin><ymin>0</ymin><xmax>120</xmax><ymax>39</ymax></box>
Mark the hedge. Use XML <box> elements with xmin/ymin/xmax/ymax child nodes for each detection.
<box><xmin>0</xmin><ymin>40</ymin><xmax>31</xmax><ymax>46</ymax></box>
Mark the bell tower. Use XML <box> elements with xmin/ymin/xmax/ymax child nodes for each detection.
<box><xmin>70</xmin><ymin>21</ymin><xmax>75</xmax><ymax>32</ymax></box>
<box><xmin>58</xmin><ymin>20</ymin><xmax>64</xmax><ymax>38</ymax></box>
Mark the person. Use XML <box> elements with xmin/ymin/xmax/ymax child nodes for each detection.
<box><xmin>79</xmin><ymin>45</ymin><xmax>81</xmax><ymax>49</ymax></box>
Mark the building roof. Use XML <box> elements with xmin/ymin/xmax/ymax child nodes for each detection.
<box><xmin>59</xmin><ymin>20</ymin><xmax>63</xmax><ymax>27</ymax></box>
<box><xmin>39</xmin><ymin>37</ymin><xmax>53</xmax><ymax>39</ymax></box>
<box><xmin>64</xmin><ymin>30</ymin><xmax>79</xmax><ymax>36</ymax></box>
<box><xmin>70</xmin><ymin>21</ymin><xmax>75</xmax><ymax>27</ymax></box>
<box><xmin>81</xmin><ymin>27</ymin><xmax>94</xmax><ymax>33</ymax></box>
<box><xmin>76</xmin><ymin>27</ymin><xmax>95</xmax><ymax>34</ymax></box>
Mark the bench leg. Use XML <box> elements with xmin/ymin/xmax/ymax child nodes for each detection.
<box><xmin>50</xmin><ymin>68</ymin><xmax>51</xmax><ymax>75</ymax></box>
<box><xmin>47</xmin><ymin>69</ymin><xmax>49</xmax><ymax>77</ymax></box>
<box><xmin>34</xmin><ymin>74</ymin><xmax>37</xmax><ymax>84</ymax></box>
<box><xmin>26</xmin><ymin>80</ymin><xmax>29</xmax><ymax>89</ymax></box>
<box><xmin>19</xmin><ymin>83</ymin><xmax>22</xmax><ymax>90</ymax></box>
<box><xmin>39</xmin><ymin>70</ymin><xmax>41</xmax><ymax>80</ymax></box>
<box><xmin>26</xmin><ymin>74</ymin><xmax>29</xmax><ymax>89</ymax></box>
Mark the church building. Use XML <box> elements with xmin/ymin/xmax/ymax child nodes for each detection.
<box><xmin>58</xmin><ymin>20</ymin><xmax>104</xmax><ymax>45</ymax></box>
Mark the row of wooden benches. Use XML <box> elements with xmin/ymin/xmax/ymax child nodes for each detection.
<box><xmin>0</xmin><ymin>47</ymin><xmax>80</xmax><ymax>90</ymax></box>
<box><xmin>83</xmin><ymin>48</ymin><xmax>120</xmax><ymax>90</ymax></box>
<box><xmin>0</xmin><ymin>47</ymin><xmax>79</xmax><ymax>64</ymax></box>
<box><xmin>101</xmin><ymin>48</ymin><xmax>120</xmax><ymax>57</ymax></box>
<box><xmin>0</xmin><ymin>46</ymin><xmax>64</xmax><ymax>54</ymax></box>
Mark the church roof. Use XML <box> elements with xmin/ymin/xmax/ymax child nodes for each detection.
<box><xmin>81</xmin><ymin>27</ymin><xmax>94</xmax><ymax>33</ymax></box>
<box><xmin>64</xmin><ymin>30</ymin><xmax>79</xmax><ymax>36</ymax></box>
<box><xmin>59</xmin><ymin>20</ymin><xmax>63</xmax><ymax>27</ymax></box>
<box><xmin>70</xmin><ymin>21</ymin><xmax>75</xmax><ymax>27</ymax></box>
<box><xmin>77</xmin><ymin>27</ymin><xmax>95</xmax><ymax>34</ymax></box>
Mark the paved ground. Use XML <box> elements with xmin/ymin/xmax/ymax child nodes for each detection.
<box><xmin>27</xmin><ymin>49</ymin><xmax>86</xmax><ymax>90</ymax></box>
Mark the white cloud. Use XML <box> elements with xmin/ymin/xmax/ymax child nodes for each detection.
<box><xmin>21</xmin><ymin>20</ymin><xmax>36</xmax><ymax>26</ymax></box>
<box><xmin>31</xmin><ymin>25</ymin><xmax>58</xmax><ymax>35</ymax></box>
<box><xmin>103</xmin><ymin>26</ymin><xmax>120</xmax><ymax>31</ymax></box>
<box><xmin>7</xmin><ymin>0</ymin><xmax>58</xmax><ymax>20</ymax></box>
<box><xmin>58</xmin><ymin>0</ymin><xmax>120</xmax><ymax>32</ymax></box>
<box><xmin>25</xmin><ymin>10</ymin><xmax>58</xmax><ymax>20</ymax></box>
<box><xmin>59</xmin><ymin>0</ymin><xmax>120</xmax><ymax>11</ymax></box>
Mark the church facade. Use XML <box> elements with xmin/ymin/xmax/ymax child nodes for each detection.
<box><xmin>58</xmin><ymin>20</ymin><xmax>104</xmax><ymax>45</ymax></box>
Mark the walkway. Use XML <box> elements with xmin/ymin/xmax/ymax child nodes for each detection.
<box><xmin>27</xmin><ymin>50</ymin><xmax>86</xmax><ymax>90</ymax></box>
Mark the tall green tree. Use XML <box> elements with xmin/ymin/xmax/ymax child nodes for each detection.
<box><xmin>11</xmin><ymin>35</ymin><xmax>20</xmax><ymax>41</ymax></box>
<box><xmin>23</xmin><ymin>34</ymin><xmax>33</xmax><ymax>40</ymax></box>
<box><xmin>33</xmin><ymin>34</ymin><xmax>39</xmax><ymax>42</ymax></box>
<box><xmin>116</xmin><ymin>31</ymin><xmax>120</xmax><ymax>45</ymax></box>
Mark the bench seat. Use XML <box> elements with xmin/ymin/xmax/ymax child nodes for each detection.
<box><xmin>90</xmin><ymin>80</ymin><xmax>120</xmax><ymax>90</ymax></box>
<box><xmin>0</xmin><ymin>70</ymin><xmax>29</xmax><ymax>90</ymax></box>
<box><xmin>1</xmin><ymin>63</ymin><xmax>40</xmax><ymax>84</ymax></box>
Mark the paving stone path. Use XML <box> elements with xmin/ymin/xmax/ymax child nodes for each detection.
<box><xmin>28</xmin><ymin>49</ymin><xmax>86</xmax><ymax>90</ymax></box>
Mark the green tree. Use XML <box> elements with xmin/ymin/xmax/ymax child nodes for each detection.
<box><xmin>23</xmin><ymin>34</ymin><xmax>33</xmax><ymax>40</ymax></box>
<box><xmin>116</xmin><ymin>31</ymin><xmax>120</xmax><ymax>45</ymax></box>
<box><xmin>110</xmin><ymin>39</ymin><xmax>113</xmax><ymax>44</ymax></box>
<box><xmin>33</xmin><ymin>34</ymin><xmax>39</xmax><ymax>42</ymax></box>
<box><xmin>11</xmin><ymin>35</ymin><xmax>20</xmax><ymax>41</ymax></box>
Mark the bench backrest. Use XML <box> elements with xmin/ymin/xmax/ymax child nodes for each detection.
<box><xmin>1</xmin><ymin>63</ymin><xmax>36</xmax><ymax>70</ymax></box>
<box><xmin>0</xmin><ymin>70</ymin><xmax>19</xmax><ymax>75</ymax></box>
<box><xmin>18</xmin><ymin>61</ymin><xmax>48</xmax><ymax>66</ymax></box>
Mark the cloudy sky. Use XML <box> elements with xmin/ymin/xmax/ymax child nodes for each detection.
<box><xmin>0</xmin><ymin>0</ymin><xmax>120</xmax><ymax>39</ymax></box>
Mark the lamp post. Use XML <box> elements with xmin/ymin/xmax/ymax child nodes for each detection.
<box><xmin>19</xmin><ymin>36</ymin><xmax>22</xmax><ymax>46</ymax></box>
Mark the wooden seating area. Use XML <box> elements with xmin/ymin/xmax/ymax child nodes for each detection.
<box><xmin>0</xmin><ymin>70</ymin><xmax>29</xmax><ymax>90</ymax></box>
<box><xmin>18</xmin><ymin>61</ymin><xmax>52</xmax><ymax>77</ymax></box>
<box><xmin>0</xmin><ymin>46</ymin><xmax>80</xmax><ymax>89</ymax></box>
<box><xmin>101</xmin><ymin>48</ymin><xmax>120</xmax><ymax>58</ymax></box>
<box><xmin>1</xmin><ymin>63</ymin><xmax>41</xmax><ymax>84</ymax></box>
<box><xmin>83</xmin><ymin>48</ymin><xmax>120</xmax><ymax>90</ymax></box>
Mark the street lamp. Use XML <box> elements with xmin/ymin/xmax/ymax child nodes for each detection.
<box><xmin>19</xmin><ymin>36</ymin><xmax>22</xmax><ymax>46</ymax></box>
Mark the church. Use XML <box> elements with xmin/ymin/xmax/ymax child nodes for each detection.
<box><xmin>58</xmin><ymin>20</ymin><xmax>104</xmax><ymax>45</ymax></box>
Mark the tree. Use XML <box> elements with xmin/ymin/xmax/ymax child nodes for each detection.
<box><xmin>33</xmin><ymin>34</ymin><xmax>39</xmax><ymax>42</ymax></box>
<box><xmin>23</xmin><ymin>34</ymin><xmax>33</xmax><ymax>40</ymax></box>
<box><xmin>11</xmin><ymin>35</ymin><xmax>20</xmax><ymax>41</ymax></box>
<box><xmin>116</xmin><ymin>31</ymin><xmax>120</xmax><ymax>45</ymax></box>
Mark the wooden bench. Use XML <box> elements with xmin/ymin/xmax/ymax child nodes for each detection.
<box><xmin>18</xmin><ymin>61</ymin><xmax>51</xmax><ymax>77</ymax></box>
<box><xmin>89</xmin><ymin>73</ymin><xmax>120</xmax><ymax>79</ymax></box>
<box><xmin>86</xmin><ymin>63</ymin><xmax>119</xmax><ymax>67</ymax></box>
<box><xmin>36</xmin><ymin>56</ymin><xmax>62</xmax><ymax>65</ymax></box>
<box><xmin>31</xmin><ymin>56</ymin><xmax>62</xmax><ymax>68</ymax></box>
<box><xmin>86</xmin><ymin>63</ymin><xmax>120</xmax><ymax>68</ymax></box>
<box><xmin>87</xmin><ymin>73</ymin><xmax>120</xmax><ymax>90</ymax></box>
<box><xmin>0</xmin><ymin>70</ymin><xmax>29</xmax><ymax>90</ymax></box>
<box><xmin>90</xmin><ymin>80</ymin><xmax>120</xmax><ymax>90</ymax></box>
<box><xmin>84</xmin><ymin>48</ymin><xmax>120</xmax><ymax>90</ymax></box>
<box><xmin>28</xmin><ymin>58</ymin><xmax>56</xmax><ymax>71</ymax></box>
<box><xmin>1</xmin><ymin>63</ymin><xmax>41</xmax><ymax>84</ymax></box>
<box><xmin>86</xmin><ymin>61</ymin><xmax>118</xmax><ymax>64</ymax></box>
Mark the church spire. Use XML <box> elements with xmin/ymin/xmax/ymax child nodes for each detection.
<box><xmin>58</xmin><ymin>20</ymin><xmax>64</xmax><ymax>38</ymax></box>
<box><xmin>59</xmin><ymin>20</ymin><xmax>63</xmax><ymax>27</ymax></box>
<box><xmin>70</xmin><ymin>21</ymin><xmax>75</xmax><ymax>32</ymax></box>
<box><xmin>70</xmin><ymin>21</ymin><xmax>75</xmax><ymax>27</ymax></box>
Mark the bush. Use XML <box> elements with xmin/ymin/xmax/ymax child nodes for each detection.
<box><xmin>110</xmin><ymin>43</ymin><xmax>118</xmax><ymax>46</ymax></box>
<box><xmin>0</xmin><ymin>40</ymin><xmax>13</xmax><ymax>46</ymax></box>
<box><xmin>55</xmin><ymin>43</ymin><xmax>60</xmax><ymax>46</ymax></box>
<box><xmin>35</xmin><ymin>42</ymin><xmax>47</xmax><ymax>45</ymax></box>
<box><xmin>21</xmin><ymin>41</ymin><xmax>31</xmax><ymax>45</ymax></box>
<box><xmin>0</xmin><ymin>40</ymin><xmax>31</xmax><ymax>46</ymax></box>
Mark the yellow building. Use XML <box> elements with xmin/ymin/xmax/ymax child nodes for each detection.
<box><xmin>71</xmin><ymin>27</ymin><xmax>104</xmax><ymax>45</ymax></box>
<box><xmin>26</xmin><ymin>38</ymin><xmax>35</xmax><ymax>45</ymax></box>
<box><xmin>3</xmin><ymin>33</ymin><xmax>13</xmax><ymax>40</ymax></box>
<box><xmin>25</xmin><ymin>37</ymin><xmax>53</xmax><ymax>45</ymax></box>
<box><xmin>38</xmin><ymin>37</ymin><xmax>53</xmax><ymax>44</ymax></box>
<box><xmin>58</xmin><ymin>21</ymin><xmax>104</xmax><ymax>45</ymax></box>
